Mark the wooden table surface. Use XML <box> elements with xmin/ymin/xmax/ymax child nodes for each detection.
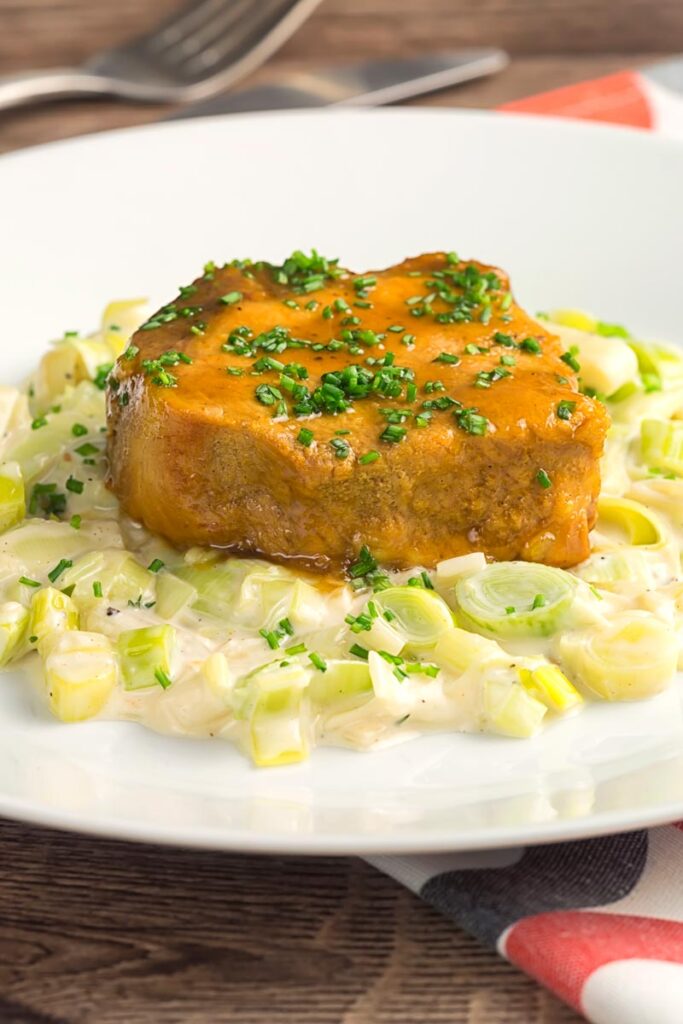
<box><xmin>1</xmin><ymin>2</ymin><xmax>682</xmax><ymax>1022</ymax></box>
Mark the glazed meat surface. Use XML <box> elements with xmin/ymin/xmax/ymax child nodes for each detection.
<box><xmin>107</xmin><ymin>252</ymin><xmax>610</xmax><ymax>572</ymax></box>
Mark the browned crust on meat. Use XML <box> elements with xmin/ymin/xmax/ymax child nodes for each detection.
<box><xmin>107</xmin><ymin>253</ymin><xmax>609</xmax><ymax>572</ymax></box>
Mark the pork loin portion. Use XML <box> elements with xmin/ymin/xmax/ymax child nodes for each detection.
<box><xmin>106</xmin><ymin>252</ymin><xmax>609</xmax><ymax>572</ymax></box>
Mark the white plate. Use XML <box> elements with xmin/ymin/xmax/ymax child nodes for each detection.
<box><xmin>1</xmin><ymin>108</ymin><xmax>683</xmax><ymax>854</ymax></box>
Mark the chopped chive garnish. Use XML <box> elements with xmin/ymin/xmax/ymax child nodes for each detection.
<box><xmin>330</xmin><ymin>438</ymin><xmax>350</xmax><ymax>459</ymax></box>
<box><xmin>279</xmin><ymin>617</ymin><xmax>295</xmax><ymax>636</ymax></box>
<box><xmin>93</xmin><ymin>363</ymin><xmax>113</xmax><ymax>390</ymax></box>
<box><xmin>147</xmin><ymin>558</ymin><xmax>164</xmax><ymax>573</ymax></box>
<box><xmin>560</xmin><ymin>348</ymin><xmax>581</xmax><ymax>373</ymax></box>
<box><xmin>308</xmin><ymin>651</ymin><xmax>327</xmax><ymax>672</ymax></box>
<box><xmin>285</xmin><ymin>642</ymin><xmax>307</xmax><ymax>656</ymax></box>
<box><xmin>348</xmin><ymin>545</ymin><xmax>378</xmax><ymax>579</ymax></box>
<box><xmin>18</xmin><ymin>576</ymin><xmax>40</xmax><ymax>588</ymax></box>
<box><xmin>71</xmin><ymin>423</ymin><xmax>88</xmax><ymax>437</ymax></box>
<box><xmin>359</xmin><ymin>450</ymin><xmax>380</xmax><ymax>465</ymax></box>
<box><xmin>69</xmin><ymin>514</ymin><xmax>81</xmax><ymax>530</ymax></box>
<box><xmin>520</xmin><ymin>337</ymin><xmax>542</xmax><ymax>354</ymax></box>
<box><xmin>259</xmin><ymin>628</ymin><xmax>281</xmax><ymax>650</ymax></box>
<box><xmin>433</xmin><ymin>352</ymin><xmax>460</xmax><ymax>365</ymax></box>
<box><xmin>531</xmin><ymin>593</ymin><xmax>546</xmax><ymax>610</ymax></box>
<box><xmin>536</xmin><ymin>468</ymin><xmax>552</xmax><ymax>489</ymax></box>
<box><xmin>493</xmin><ymin>332</ymin><xmax>516</xmax><ymax>347</ymax></box>
<box><xmin>66</xmin><ymin>476</ymin><xmax>84</xmax><ymax>494</ymax></box>
<box><xmin>155</xmin><ymin>667</ymin><xmax>173</xmax><ymax>690</ymax></box>
<box><xmin>505</xmin><ymin>606</ymin><xmax>516</xmax><ymax>615</ymax></box>
<box><xmin>556</xmin><ymin>400</ymin><xmax>576</xmax><ymax>420</ymax></box>
<box><xmin>93</xmin><ymin>581</ymin><xmax>103</xmax><ymax>598</ymax></box>
<box><xmin>297</xmin><ymin>427</ymin><xmax>314</xmax><ymax>447</ymax></box>
<box><xmin>380</xmin><ymin>424</ymin><xmax>407</xmax><ymax>444</ymax></box>
<box><xmin>47</xmin><ymin>558</ymin><xmax>72</xmax><ymax>583</ymax></box>
<box><xmin>31</xmin><ymin>417</ymin><xmax>47</xmax><ymax>430</ymax></box>
<box><xmin>61</xmin><ymin>584</ymin><xmax>76</xmax><ymax>598</ymax></box>
<box><xmin>74</xmin><ymin>442</ymin><xmax>98</xmax><ymax>457</ymax></box>
<box><xmin>219</xmin><ymin>291</ymin><xmax>243</xmax><ymax>306</ymax></box>
<box><xmin>349</xmin><ymin>643</ymin><xmax>369</xmax><ymax>660</ymax></box>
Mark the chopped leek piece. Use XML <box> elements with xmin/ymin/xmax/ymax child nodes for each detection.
<box><xmin>8</xmin><ymin>381</ymin><xmax>105</xmax><ymax>483</ymax></box>
<box><xmin>236</xmin><ymin>569</ymin><xmax>324</xmax><ymax>631</ymax></box>
<box><xmin>628</xmin><ymin>338</ymin><xmax>683</xmax><ymax>392</ymax></box>
<box><xmin>0</xmin><ymin>462</ymin><xmax>25</xmax><ymax>533</ymax></box>
<box><xmin>372</xmin><ymin>586</ymin><xmax>453</xmax><ymax>648</ymax></box>
<box><xmin>201</xmin><ymin>652</ymin><xmax>234</xmax><ymax>706</ymax></box>
<box><xmin>0</xmin><ymin>386</ymin><xmax>30</xmax><ymax>451</ymax></box>
<box><xmin>559</xmin><ymin>612</ymin><xmax>678</xmax><ymax>700</ymax></box>
<box><xmin>0</xmin><ymin>601</ymin><xmax>29</xmax><ymax>666</ymax></box>
<box><xmin>28</xmin><ymin>587</ymin><xmax>79</xmax><ymax>650</ymax></box>
<box><xmin>43</xmin><ymin>630</ymin><xmax>117</xmax><ymax>722</ymax></box>
<box><xmin>483</xmin><ymin>679</ymin><xmax>547</xmax><ymax>738</ymax></box>
<box><xmin>641</xmin><ymin>419</ymin><xmax>683</xmax><ymax>477</ymax></box>
<box><xmin>455</xmin><ymin>562</ymin><xmax>576</xmax><ymax>638</ymax></box>
<box><xmin>308</xmin><ymin>659</ymin><xmax>373</xmax><ymax>707</ymax></box>
<box><xmin>108</xmin><ymin>555</ymin><xmax>154</xmax><ymax>603</ymax></box>
<box><xmin>433</xmin><ymin>627</ymin><xmax>503</xmax><ymax>676</ymax></box>
<box><xmin>435</xmin><ymin>551</ymin><xmax>487</xmax><ymax>585</ymax></box>
<box><xmin>367</xmin><ymin>650</ymin><xmax>413</xmax><ymax>717</ymax></box>
<box><xmin>155</xmin><ymin>572</ymin><xmax>197</xmax><ymax>619</ymax></box>
<box><xmin>117</xmin><ymin>624</ymin><xmax>175</xmax><ymax>691</ymax></box>
<box><xmin>100</xmin><ymin>298</ymin><xmax>147</xmax><ymax>355</ymax></box>
<box><xmin>547</xmin><ymin>309</ymin><xmax>596</xmax><ymax>333</ymax></box>
<box><xmin>362</xmin><ymin>612</ymin><xmax>406</xmax><ymax>657</ymax></box>
<box><xmin>236</xmin><ymin>661</ymin><xmax>311</xmax><ymax>767</ymax></box>
<box><xmin>518</xmin><ymin>664</ymin><xmax>583</xmax><ymax>713</ymax></box>
<box><xmin>178</xmin><ymin>558</ymin><xmax>253</xmax><ymax>619</ymax></box>
<box><xmin>548</xmin><ymin>315</ymin><xmax>639</xmax><ymax>396</ymax></box>
<box><xmin>58</xmin><ymin>550</ymin><xmax>153</xmax><ymax>607</ymax></box>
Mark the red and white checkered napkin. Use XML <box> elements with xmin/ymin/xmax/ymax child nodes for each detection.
<box><xmin>370</xmin><ymin>58</ymin><xmax>683</xmax><ymax>1024</ymax></box>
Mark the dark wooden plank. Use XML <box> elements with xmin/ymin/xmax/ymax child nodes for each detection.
<box><xmin>0</xmin><ymin>819</ymin><xmax>582</xmax><ymax>1023</ymax></box>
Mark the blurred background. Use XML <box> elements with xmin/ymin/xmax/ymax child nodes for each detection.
<box><xmin>1</xmin><ymin>0</ymin><xmax>683</xmax><ymax>153</ymax></box>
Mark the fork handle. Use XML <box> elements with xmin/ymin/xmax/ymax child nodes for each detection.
<box><xmin>0</xmin><ymin>69</ymin><xmax>112</xmax><ymax>112</ymax></box>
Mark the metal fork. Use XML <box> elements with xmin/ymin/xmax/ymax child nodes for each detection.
<box><xmin>0</xmin><ymin>0</ymin><xmax>322</xmax><ymax>112</ymax></box>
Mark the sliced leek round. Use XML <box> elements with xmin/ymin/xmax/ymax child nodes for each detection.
<box><xmin>372</xmin><ymin>586</ymin><xmax>453</xmax><ymax>648</ymax></box>
<box><xmin>596</xmin><ymin>495</ymin><xmax>666</xmax><ymax>548</ymax></box>
<box><xmin>455</xmin><ymin>562</ymin><xmax>576</xmax><ymax>638</ymax></box>
<box><xmin>558</xmin><ymin>611</ymin><xmax>678</xmax><ymax>700</ymax></box>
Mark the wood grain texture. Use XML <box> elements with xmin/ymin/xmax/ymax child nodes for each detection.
<box><xmin>0</xmin><ymin>819</ymin><xmax>582</xmax><ymax>1024</ymax></box>
<box><xmin>0</xmin><ymin>1</ymin><xmax>673</xmax><ymax>1021</ymax></box>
